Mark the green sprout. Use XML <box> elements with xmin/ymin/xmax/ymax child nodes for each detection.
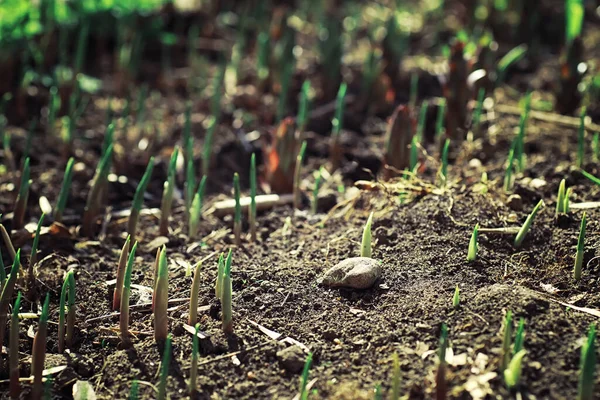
<box><xmin>556</xmin><ymin>179</ymin><xmax>568</xmax><ymax>215</ymax></box>
<box><xmin>361</xmin><ymin>212</ymin><xmax>374</xmax><ymax>258</ymax></box>
<box><xmin>202</xmin><ymin>117</ymin><xmax>217</xmax><ymax>178</ymax></box>
<box><xmin>504</xmin><ymin>141</ymin><xmax>516</xmax><ymax>192</ymax></box>
<box><xmin>120</xmin><ymin>241</ymin><xmax>137</xmax><ymax>346</ymax></box>
<box><xmin>593</xmin><ymin>132</ymin><xmax>599</xmax><ymax>162</ymax></box>
<box><xmin>299</xmin><ymin>352</ymin><xmax>313</xmax><ymax>400</ymax></box>
<box><xmin>514</xmin><ymin>199</ymin><xmax>545</xmax><ymax>248</ymax></box>
<box><xmin>233</xmin><ymin>172</ymin><xmax>242</xmax><ymax>246</ymax></box>
<box><xmin>13</xmin><ymin>157</ymin><xmax>30</xmax><ymax>230</ymax></box>
<box><xmin>0</xmin><ymin>250</ymin><xmax>20</xmax><ymax>350</ymax></box>
<box><xmin>9</xmin><ymin>292</ymin><xmax>21</xmax><ymax>399</ymax></box>
<box><xmin>452</xmin><ymin>285</ymin><xmax>460</xmax><ymax>309</ymax></box>
<box><xmin>390</xmin><ymin>353</ymin><xmax>400</xmax><ymax>400</ymax></box>
<box><xmin>30</xmin><ymin>213</ymin><xmax>45</xmax><ymax>269</ymax></box>
<box><xmin>188</xmin><ymin>262</ymin><xmax>202</xmax><ymax>326</ymax></box>
<box><xmin>183</xmin><ymin>103</ymin><xmax>194</xmax><ymax>217</ymax></box>
<box><xmin>159</xmin><ymin>147</ymin><xmax>179</xmax><ymax>236</ymax></box>
<box><xmin>189</xmin><ymin>175</ymin><xmax>207</xmax><ymax>240</ymax></box>
<box><xmin>504</xmin><ymin>349</ymin><xmax>526</xmax><ymax>389</ymax></box>
<box><xmin>249</xmin><ymin>154</ymin><xmax>257</xmax><ymax>241</ymax></box>
<box><xmin>566</xmin><ymin>0</ymin><xmax>584</xmax><ymax>46</ymax></box>
<box><xmin>578</xmin><ymin>324</ymin><xmax>596</xmax><ymax>400</ymax></box>
<box><xmin>515</xmin><ymin>92</ymin><xmax>532</xmax><ymax>172</ymax></box>
<box><xmin>129</xmin><ymin>380</ymin><xmax>139</xmax><ymax>400</ymax></box>
<box><xmin>435</xmin><ymin>99</ymin><xmax>446</xmax><ymax>141</ymax></box>
<box><xmin>513</xmin><ymin>318</ymin><xmax>525</xmax><ymax>354</ymax></box>
<box><xmin>374</xmin><ymin>383</ymin><xmax>382</xmax><ymax>400</ymax></box>
<box><xmin>416</xmin><ymin>101</ymin><xmax>428</xmax><ymax>142</ymax></box>
<box><xmin>222</xmin><ymin>250</ymin><xmax>233</xmax><ymax>334</ymax></box>
<box><xmin>157</xmin><ymin>334</ymin><xmax>172</xmax><ymax>400</ymax></box>
<box><xmin>58</xmin><ymin>270</ymin><xmax>75</xmax><ymax>353</ymax></box>
<box><xmin>436</xmin><ymin>323</ymin><xmax>448</xmax><ymax>399</ymax></box>
<box><xmin>215</xmin><ymin>252</ymin><xmax>226</xmax><ymax>300</ymax></box>
<box><xmin>54</xmin><ymin>157</ymin><xmax>75</xmax><ymax>223</ymax></box>
<box><xmin>155</xmin><ymin>246</ymin><xmax>169</xmax><ymax>342</ymax></box>
<box><xmin>409</xmin><ymin>72</ymin><xmax>419</xmax><ymax>109</ymax></box>
<box><xmin>47</xmin><ymin>86</ymin><xmax>59</xmax><ymax>134</ymax></box>
<box><xmin>31</xmin><ymin>293</ymin><xmax>50</xmax><ymax>400</ymax></box>
<box><xmin>409</xmin><ymin>136</ymin><xmax>419</xmax><ymax>173</ymax></box>
<box><xmin>500</xmin><ymin>311</ymin><xmax>513</xmax><ymax>372</ymax></box>
<box><xmin>573</xmin><ymin>212</ymin><xmax>587</xmax><ymax>281</ymax></box>
<box><xmin>564</xmin><ymin>188</ymin><xmax>573</xmax><ymax>213</ymax></box>
<box><xmin>472</xmin><ymin>88</ymin><xmax>485</xmax><ymax>135</ymax></box>
<box><xmin>128</xmin><ymin>157</ymin><xmax>155</xmax><ymax>241</ymax></box>
<box><xmin>439</xmin><ymin>138</ymin><xmax>450</xmax><ymax>187</ymax></box>
<box><xmin>467</xmin><ymin>223</ymin><xmax>479</xmax><ymax>262</ymax></box>
<box><xmin>297</xmin><ymin>81</ymin><xmax>312</xmax><ymax>133</ymax></box>
<box><xmin>82</xmin><ymin>144</ymin><xmax>114</xmax><ymax>237</ymax></box>
<box><xmin>276</xmin><ymin>57</ymin><xmax>294</xmax><ymax>122</ymax></box>
<box><xmin>74</xmin><ymin>24</ymin><xmax>89</xmax><ymax>75</ymax></box>
<box><xmin>256</xmin><ymin>30</ymin><xmax>270</xmax><ymax>87</ymax></box>
<box><xmin>102</xmin><ymin>122</ymin><xmax>115</xmax><ymax>157</ymax></box>
<box><xmin>152</xmin><ymin>248</ymin><xmax>160</xmax><ymax>311</ymax></box>
<box><xmin>113</xmin><ymin>235</ymin><xmax>131</xmax><ymax>311</ymax></box>
<box><xmin>577</xmin><ymin>107</ymin><xmax>586</xmax><ymax>168</ymax></box>
<box><xmin>330</xmin><ymin>83</ymin><xmax>348</xmax><ymax>168</ymax></box>
<box><xmin>312</xmin><ymin>167</ymin><xmax>323</xmax><ymax>215</ymax></box>
<box><xmin>581</xmin><ymin>170</ymin><xmax>600</xmax><ymax>186</ymax></box>
<box><xmin>294</xmin><ymin>141</ymin><xmax>308</xmax><ymax>210</ymax></box>
<box><xmin>496</xmin><ymin>44</ymin><xmax>527</xmax><ymax>86</ymax></box>
<box><xmin>189</xmin><ymin>323</ymin><xmax>200</xmax><ymax>396</ymax></box>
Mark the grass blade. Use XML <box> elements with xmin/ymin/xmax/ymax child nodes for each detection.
<box><xmin>514</xmin><ymin>199</ymin><xmax>545</xmax><ymax>247</ymax></box>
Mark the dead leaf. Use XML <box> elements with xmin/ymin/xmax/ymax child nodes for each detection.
<box><xmin>73</xmin><ymin>380</ymin><xmax>97</xmax><ymax>400</ymax></box>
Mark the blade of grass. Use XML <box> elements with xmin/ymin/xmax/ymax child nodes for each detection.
<box><xmin>514</xmin><ymin>199</ymin><xmax>545</xmax><ymax>247</ymax></box>
<box><xmin>128</xmin><ymin>157</ymin><xmax>155</xmax><ymax>241</ymax></box>
<box><xmin>53</xmin><ymin>157</ymin><xmax>75</xmax><ymax>223</ymax></box>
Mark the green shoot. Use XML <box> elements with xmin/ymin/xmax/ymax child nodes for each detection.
<box><xmin>391</xmin><ymin>353</ymin><xmax>400</xmax><ymax>400</ymax></box>
<box><xmin>128</xmin><ymin>157</ymin><xmax>155</xmax><ymax>241</ymax></box>
<box><xmin>47</xmin><ymin>86</ymin><xmax>59</xmax><ymax>134</ymax></box>
<box><xmin>120</xmin><ymin>241</ymin><xmax>137</xmax><ymax>346</ymax></box>
<box><xmin>58</xmin><ymin>270</ymin><xmax>75</xmax><ymax>353</ymax></box>
<box><xmin>515</xmin><ymin>92</ymin><xmax>532</xmax><ymax>172</ymax></box>
<box><xmin>159</xmin><ymin>148</ymin><xmax>179</xmax><ymax>236</ymax></box>
<box><xmin>249</xmin><ymin>154</ymin><xmax>257</xmax><ymax>241</ymax></box>
<box><xmin>514</xmin><ymin>199</ymin><xmax>545</xmax><ymax>248</ymax></box>
<box><xmin>0</xmin><ymin>250</ymin><xmax>21</xmax><ymax>350</ymax></box>
<box><xmin>30</xmin><ymin>213</ymin><xmax>45</xmax><ymax>268</ymax></box>
<box><xmin>496</xmin><ymin>44</ymin><xmax>527</xmax><ymax>85</ymax></box>
<box><xmin>256</xmin><ymin>30</ymin><xmax>270</xmax><ymax>86</ymax></box>
<box><xmin>31</xmin><ymin>293</ymin><xmax>50</xmax><ymax>400</ymax></box>
<box><xmin>416</xmin><ymin>101</ymin><xmax>428</xmax><ymax>142</ymax></box>
<box><xmin>556</xmin><ymin>179</ymin><xmax>567</xmax><ymax>215</ymax></box>
<box><xmin>564</xmin><ymin>188</ymin><xmax>573</xmax><ymax>213</ymax></box>
<box><xmin>332</xmin><ymin>82</ymin><xmax>348</xmax><ymax>138</ymax></box>
<box><xmin>312</xmin><ymin>167</ymin><xmax>323</xmax><ymax>215</ymax></box>
<box><xmin>467</xmin><ymin>223</ymin><xmax>479</xmax><ymax>262</ymax></box>
<box><xmin>593</xmin><ymin>132</ymin><xmax>599</xmax><ymax>162</ymax></box>
<box><xmin>294</xmin><ymin>141</ymin><xmax>308</xmax><ymax>210</ymax></box>
<box><xmin>202</xmin><ymin>116</ymin><xmax>217</xmax><ymax>177</ymax></box>
<box><xmin>581</xmin><ymin>170</ymin><xmax>600</xmax><ymax>186</ymax></box>
<box><xmin>155</xmin><ymin>246</ymin><xmax>169</xmax><ymax>342</ymax></box>
<box><xmin>297</xmin><ymin>80</ymin><xmax>311</xmax><ymax>133</ymax></box>
<box><xmin>452</xmin><ymin>285</ymin><xmax>460</xmax><ymax>309</ymax></box>
<box><xmin>233</xmin><ymin>172</ymin><xmax>242</xmax><ymax>246</ymax></box>
<box><xmin>215</xmin><ymin>252</ymin><xmax>226</xmax><ymax>300</ymax></box>
<box><xmin>504</xmin><ymin>349</ymin><xmax>526</xmax><ymax>389</ymax></box>
<box><xmin>501</xmin><ymin>311</ymin><xmax>513</xmax><ymax>372</ymax></box>
<box><xmin>157</xmin><ymin>334</ymin><xmax>172</xmax><ymax>400</ymax></box>
<box><xmin>409</xmin><ymin>73</ymin><xmax>418</xmax><ymax>109</ymax></box>
<box><xmin>189</xmin><ymin>323</ymin><xmax>200</xmax><ymax>396</ymax></box>
<box><xmin>472</xmin><ymin>88</ymin><xmax>485</xmax><ymax>135</ymax></box>
<box><xmin>374</xmin><ymin>383</ymin><xmax>382</xmax><ymax>400</ymax></box>
<box><xmin>188</xmin><ymin>262</ymin><xmax>202</xmax><ymax>326</ymax></box>
<box><xmin>361</xmin><ymin>212</ymin><xmax>374</xmax><ymax>258</ymax></box>
<box><xmin>152</xmin><ymin>248</ymin><xmax>160</xmax><ymax>311</ymax></box>
<box><xmin>436</xmin><ymin>323</ymin><xmax>448</xmax><ymax>399</ymax></box>
<box><xmin>566</xmin><ymin>0</ymin><xmax>584</xmax><ymax>45</ymax></box>
<box><xmin>222</xmin><ymin>249</ymin><xmax>233</xmax><ymax>334</ymax></box>
<box><xmin>189</xmin><ymin>175</ymin><xmax>207</xmax><ymax>239</ymax></box>
<box><xmin>504</xmin><ymin>141</ymin><xmax>516</xmax><ymax>192</ymax></box>
<box><xmin>513</xmin><ymin>318</ymin><xmax>525</xmax><ymax>354</ymax></box>
<box><xmin>185</xmin><ymin>156</ymin><xmax>196</xmax><ymax>222</ymax></box>
<box><xmin>578</xmin><ymin>324</ymin><xmax>596</xmax><ymax>400</ymax></box>
<box><xmin>83</xmin><ymin>144</ymin><xmax>113</xmax><ymax>237</ymax></box>
<box><xmin>435</xmin><ymin>99</ymin><xmax>446</xmax><ymax>141</ymax></box>
<box><xmin>129</xmin><ymin>380</ymin><xmax>139</xmax><ymax>400</ymax></box>
<box><xmin>54</xmin><ymin>157</ymin><xmax>75</xmax><ymax>223</ymax></box>
<box><xmin>9</xmin><ymin>292</ymin><xmax>21</xmax><ymax>398</ymax></box>
<box><xmin>13</xmin><ymin>157</ymin><xmax>30</xmax><ymax>230</ymax></box>
<box><xmin>439</xmin><ymin>138</ymin><xmax>450</xmax><ymax>187</ymax></box>
<box><xmin>102</xmin><ymin>122</ymin><xmax>115</xmax><ymax>157</ymax></box>
<box><xmin>573</xmin><ymin>212</ymin><xmax>587</xmax><ymax>281</ymax></box>
<box><xmin>299</xmin><ymin>352</ymin><xmax>313</xmax><ymax>400</ymax></box>
<box><xmin>577</xmin><ymin>107</ymin><xmax>586</xmax><ymax>168</ymax></box>
<box><xmin>74</xmin><ymin>24</ymin><xmax>89</xmax><ymax>75</ymax></box>
<box><xmin>113</xmin><ymin>235</ymin><xmax>131</xmax><ymax>311</ymax></box>
<box><xmin>409</xmin><ymin>136</ymin><xmax>419</xmax><ymax>173</ymax></box>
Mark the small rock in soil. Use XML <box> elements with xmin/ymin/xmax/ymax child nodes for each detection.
<box><xmin>319</xmin><ymin>257</ymin><xmax>382</xmax><ymax>289</ymax></box>
<box><xmin>276</xmin><ymin>345</ymin><xmax>307</xmax><ymax>373</ymax></box>
<box><xmin>507</xmin><ymin>194</ymin><xmax>523</xmax><ymax>211</ymax></box>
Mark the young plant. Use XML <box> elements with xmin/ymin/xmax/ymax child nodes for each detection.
<box><xmin>409</xmin><ymin>136</ymin><xmax>419</xmax><ymax>173</ymax></box>
<box><xmin>202</xmin><ymin>117</ymin><xmax>217</xmax><ymax>178</ymax></box>
<box><xmin>504</xmin><ymin>141</ymin><xmax>516</xmax><ymax>192</ymax></box>
<box><xmin>444</xmin><ymin>40</ymin><xmax>469</xmax><ymax>140</ymax></box>
<box><xmin>128</xmin><ymin>157</ymin><xmax>155</xmax><ymax>241</ymax></box>
<box><xmin>129</xmin><ymin>380</ymin><xmax>139</xmax><ymax>400</ymax></box>
<box><xmin>249</xmin><ymin>154</ymin><xmax>257</xmax><ymax>241</ymax></box>
<box><xmin>58</xmin><ymin>270</ymin><xmax>75</xmax><ymax>353</ymax></box>
<box><xmin>513</xmin><ymin>318</ymin><xmax>526</xmax><ymax>354</ymax></box>
<box><xmin>515</xmin><ymin>92</ymin><xmax>532</xmax><ymax>172</ymax></box>
<box><xmin>573</xmin><ymin>212</ymin><xmax>587</xmax><ymax>281</ymax></box>
<box><xmin>577</xmin><ymin>107</ymin><xmax>586</xmax><ymax>168</ymax></box>
<box><xmin>159</xmin><ymin>148</ymin><xmax>179</xmax><ymax>236</ymax></box>
<box><xmin>557</xmin><ymin>0</ymin><xmax>585</xmax><ymax>114</ymax></box>
<box><xmin>31</xmin><ymin>293</ymin><xmax>50</xmax><ymax>400</ymax></box>
<box><xmin>215</xmin><ymin>252</ymin><xmax>226</xmax><ymax>300</ymax></box>
<box><xmin>222</xmin><ymin>250</ymin><xmax>233</xmax><ymax>333</ymax></box>
<box><xmin>329</xmin><ymin>83</ymin><xmax>348</xmax><ymax>170</ymax></box>
<box><xmin>157</xmin><ymin>334</ymin><xmax>172</xmax><ymax>400</ymax></box>
<box><xmin>233</xmin><ymin>173</ymin><xmax>242</xmax><ymax>246</ymax></box>
<box><xmin>189</xmin><ymin>175</ymin><xmax>207</xmax><ymax>239</ymax></box>
<box><xmin>188</xmin><ymin>262</ymin><xmax>202</xmax><ymax>326</ymax></box>
<box><xmin>189</xmin><ymin>323</ymin><xmax>200</xmax><ymax>396</ymax></box>
<box><xmin>299</xmin><ymin>352</ymin><xmax>313</xmax><ymax>400</ymax></box>
<box><xmin>391</xmin><ymin>352</ymin><xmax>400</xmax><ymax>400</ymax></box>
<box><xmin>496</xmin><ymin>44</ymin><xmax>527</xmax><ymax>86</ymax></box>
<box><xmin>297</xmin><ymin>81</ymin><xmax>311</xmax><ymax>133</ymax></box>
<box><xmin>436</xmin><ymin>323</ymin><xmax>449</xmax><ymax>400</ymax></box>
<box><xmin>384</xmin><ymin>105</ymin><xmax>415</xmax><ymax>178</ymax></box>
<box><xmin>361</xmin><ymin>212</ymin><xmax>374</xmax><ymax>258</ymax></box>
<box><xmin>120</xmin><ymin>241</ymin><xmax>138</xmax><ymax>346</ymax></box>
<box><xmin>593</xmin><ymin>132</ymin><xmax>599</xmax><ymax>162</ymax></box>
<box><xmin>30</xmin><ymin>213</ymin><xmax>45</xmax><ymax>269</ymax></box>
<box><xmin>578</xmin><ymin>324</ymin><xmax>596</xmax><ymax>400</ymax></box>
<box><xmin>439</xmin><ymin>138</ymin><xmax>450</xmax><ymax>187</ymax></box>
<box><xmin>0</xmin><ymin>250</ymin><xmax>20</xmax><ymax>350</ymax></box>
<box><xmin>452</xmin><ymin>285</ymin><xmax>460</xmax><ymax>309</ymax></box>
<box><xmin>504</xmin><ymin>349</ymin><xmax>526</xmax><ymax>389</ymax></box>
<box><xmin>514</xmin><ymin>199</ymin><xmax>545</xmax><ymax>248</ymax></box>
<box><xmin>113</xmin><ymin>235</ymin><xmax>131</xmax><ymax>311</ymax></box>
<box><xmin>13</xmin><ymin>157</ymin><xmax>30</xmax><ymax>230</ymax></box>
<box><xmin>312</xmin><ymin>167</ymin><xmax>323</xmax><ymax>215</ymax></box>
<box><xmin>293</xmin><ymin>141</ymin><xmax>308</xmax><ymax>210</ymax></box>
<box><xmin>467</xmin><ymin>223</ymin><xmax>479</xmax><ymax>262</ymax></box>
<box><xmin>500</xmin><ymin>310</ymin><xmax>513</xmax><ymax>372</ymax></box>
<box><xmin>47</xmin><ymin>86</ymin><xmax>59</xmax><ymax>134</ymax></box>
<box><xmin>82</xmin><ymin>144</ymin><xmax>114</xmax><ymax>237</ymax></box>
<box><xmin>256</xmin><ymin>30</ymin><xmax>270</xmax><ymax>88</ymax></box>
<box><xmin>155</xmin><ymin>246</ymin><xmax>169</xmax><ymax>342</ymax></box>
<box><xmin>581</xmin><ymin>170</ymin><xmax>600</xmax><ymax>186</ymax></box>
<box><xmin>9</xmin><ymin>292</ymin><xmax>21</xmax><ymax>399</ymax></box>
<box><xmin>556</xmin><ymin>179</ymin><xmax>568</xmax><ymax>215</ymax></box>
<box><xmin>53</xmin><ymin>157</ymin><xmax>75</xmax><ymax>223</ymax></box>
<box><xmin>435</xmin><ymin>99</ymin><xmax>446</xmax><ymax>141</ymax></box>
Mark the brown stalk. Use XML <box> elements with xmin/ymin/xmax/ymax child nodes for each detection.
<box><xmin>188</xmin><ymin>262</ymin><xmax>202</xmax><ymax>326</ymax></box>
<box><xmin>112</xmin><ymin>236</ymin><xmax>131</xmax><ymax>311</ymax></box>
<box><xmin>444</xmin><ymin>41</ymin><xmax>469</xmax><ymax>141</ymax></box>
<box><xmin>263</xmin><ymin>118</ymin><xmax>298</xmax><ymax>194</ymax></box>
<box><xmin>383</xmin><ymin>105</ymin><xmax>415</xmax><ymax>179</ymax></box>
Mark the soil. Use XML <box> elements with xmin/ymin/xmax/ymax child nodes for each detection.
<box><xmin>1</xmin><ymin>1</ymin><xmax>600</xmax><ymax>399</ymax></box>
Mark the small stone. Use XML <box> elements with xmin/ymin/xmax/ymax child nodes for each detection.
<box><xmin>276</xmin><ymin>345</ymin><xmax>306</xmax><ymax>374</ymax></box>
<box><xmin>507</xmin><ymin>194</ymin><xmax>523</xmax><ymax>211</ymax></box>
<box><xmin>468</xmin><ymin>158</ymin><xmax>482</xmax><ymax>168</ymax></box>
<box><xmin>318</xmin><ymin>257</ymin><xmax>382</xmax><ymax>289</ymax></box>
